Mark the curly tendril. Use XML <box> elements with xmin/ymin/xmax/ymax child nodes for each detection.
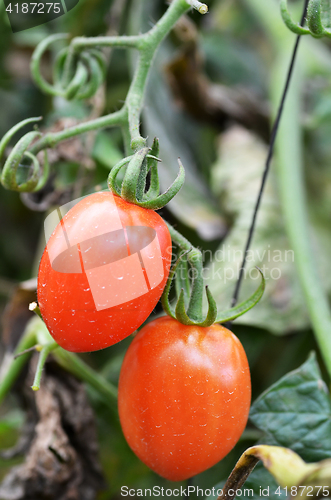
<box><xmin>0</xmin><ymin>0</ymin><xmax>209</xmax><ymax>194</ymax></box>
<box><xmin>31</xmin><ymin>34</ymin><xmax>107</xmax><ymax>100</ymax></box>
<box><xmin>0</xmin><ymin>118</ymin><xmax>49</xmax><ymax>192</ymax></box>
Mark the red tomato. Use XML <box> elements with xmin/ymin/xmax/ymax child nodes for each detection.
<box><xmin>37</xmin><ymin>192</ymin><xmax>171</xmax><ymax>352</ymax></box>
<box><xmin>118</xmin><ymin>316</ymin><xmax>251</xmax><ymax>481</ymax></box>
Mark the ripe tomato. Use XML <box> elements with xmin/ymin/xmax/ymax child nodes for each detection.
<box><xmin>118</xmin><ymin>316</ymin><xmax>251</xmax><ymax>481</ymax></box>
<box><xmin>37</xmin><ymin>192</ymin><xmax>171</xmax><ymax>352</ymax></box>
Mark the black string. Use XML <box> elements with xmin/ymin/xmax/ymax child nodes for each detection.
<box><xmin>231</xmin><ymin>0</ymin><xmax>310</xmax><ymax>307</ymax></box>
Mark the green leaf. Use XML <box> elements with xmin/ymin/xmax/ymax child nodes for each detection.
<box><xmin>207</xmin><ymin>355</ymin><xmax>331</xmax><ymax>500</ymax></box>
<box><xmin>250</xmin><ymin>353</ymin><xmax>331</xmax><ymax>462</ymax></box>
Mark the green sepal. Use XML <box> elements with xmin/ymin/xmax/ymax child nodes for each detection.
<box><xmin>321</xmin><ymin>0</ymin><xmax>331</xmax><ymax>29</ymax></box>
<box><xmin>161</xmin><ymin>250</ymin><xmax>191</xmax><ymax>320</ymax></box>
<box><xmin>307</xmin><ymin>0</ymin><xmax>331</xmax><ymax>37</ymax></box>
<box><xmin>108</xmin><ymin>142</ymin><xmax>184</xmax><ymax>210</ymax></box>
<box><xmin>136</xmin><ymin>159</ymin><xmax>185</xmax><ymax>210</ymax></box>
<box><xmin>175</xmin><ymin>288</ymin><xmax>195</xmax><ymax>325</ymax></box>
<box><xmin>107</xmin><ymin>156</ymin><xmax>133</xmax><ymax>195</ymax></box>
<box><xmin>161</xmin><ymin>251</ymin><xmax>218</xmax><ymax>327</ymax></box>
<box><xmin>121</xmin><ymin>147</ymin><xmax>149</xmax><ymax>202</ymax></box>
<box><xmin>175</xmin><ymin>256</ymin><xmax>190</xmax><ymax>306</ymax></box>
<box><xmin>200</xmin><ymin>287</ymin><xmax>218</xmax><ymax>326</ymax></box>
<box><xmin>280</xmin><ymin>0</ymin><xmax>331</xmax><ymax>39</ymax></box>
<box><xmin>135</xmin><ymin>148</ymin><xmax>150</xmax><ymax>201</ymax></box>
<box><xmin>143</xmin><ymin>137</ymin><xmax>160</xmax><ymax>201</ymax></box>
<box><xmin>215</xmin><ymin>268</ymin><xmax>265</xmax><ymax>324</ymax></box>
<box><xmin>185</xmin><ymin>248</ymin><xmax>204</xmax><ymax>320</ymax></box>
<box><xmin>162</xmin><ymin>252</ymin><xmax>265</xmax><ymax>327</ymax></box>
<box><xmin>174</xmin><ymin>286</ymin><xmax>217</xmax><ymax>326</ymax></box>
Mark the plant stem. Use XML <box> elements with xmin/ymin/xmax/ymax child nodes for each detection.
<box><xmin>186</xmin><ymin>250</ymin><xmax>204</xmax><ymax>320</ymax></box>
<box><xmin>0</xmin><ymin>317</ymin><xmax>118</xmax><ymax>408</ymax></box>
<box><xmin>30</xmin><ymin>109</ymin><xmax>126</xmax><ymax>155</ymax></box>
<box><xmin>0</xmin><ymin>323</ymin><xmax>37</xmax><ymax>405</ymax></box>
<box><xmin>166</xmin><ymin>221</ymin><xmax>204</xmax><ymax>320</ymax></box>
<box><xmin>31</xmin><ymin>342</ymin><xmax>58</xmax><ymax>391</ymax></box>
<box><xmin>166</xmin><ymin>221</ymin><xmax>193</xmax><ymax>252</ymax></box>
<box><xmin>53</xmin><ymin>348</ymin><xmax>118</xmax><ymax>407</ymax></box>
<box><xmin>29</xmin><ymin>0</ymin><xmax>190</xmax><ymax>155</ymax></box>
<box><xmin>274</xmin><ymin>52</ymin><xmax>331</xmax><ymax>379</ymax></box>
<box><xmin>126</xmin><ymin>0</ymin><xmax>189</xmax><ymax>149</ymax></box>
<box><xmin>72</xmin><ymin>35</ymin><xmax>145</xmax><ymax>50</ymax></box>
<box><xmin>145</xmin><ymin>0</ymin><xmax>190</xmax><ymax>47</ymax></box>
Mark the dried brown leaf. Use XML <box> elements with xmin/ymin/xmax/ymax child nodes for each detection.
<box><xmin>0</xmin><ymin>359</ymin><xmax>105</xmax><ymax>500</ymax></box>
<box><xmin>166</xmin><ymin>17</ymin><xmax>269</xmax><ymax>140</ymax></box>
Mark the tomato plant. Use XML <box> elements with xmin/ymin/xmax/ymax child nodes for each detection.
<box><xmin>37</xmin><ymin>192</ymin><xmax>172</xmax><ymax>352</ymax></box>
<box><xmin>3</xmin><ymin>0</ymin><xmax>329</xmax><ymax>496</ymax></box>
<box><xmin>118</xmin><ymin>315</ymin><xmax>251</xmax><ymax>481</ymax></box>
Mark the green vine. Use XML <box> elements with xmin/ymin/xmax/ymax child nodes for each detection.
<box><xmin>0</xmin><ymin>0</ymin><xmax>208</xmax><ymax>192</ymax></box>
<box><xmin>0</xmin><ymin>316</ymin><xmax>118</xmax><ymax>408</ymax></box>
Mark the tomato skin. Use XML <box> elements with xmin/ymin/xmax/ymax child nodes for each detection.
<box><xmin>118</xmin><ymin>316</ymin><xmax>251</xmax><ymax>481</ymax></box>
<box><xmin>37</xmin><ymin>192</ymin><xmax>171</xmax><ymax>353</ymax></box>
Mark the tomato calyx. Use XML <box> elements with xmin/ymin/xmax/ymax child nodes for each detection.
<box><xmin>107</xmin><ymin>137</ymin><xmax>185</xmax><ymax>210</ymax></box>
<box><xmin>280</xmin><ymin>0</ymin><xmax>331</xmax><ymax>38</ymax></box>
<box><xmin>162</xmin><ymin>249</ymin><xmax>217</xmax><ymax>326</ymax></box>
<box><xmin>162</xmin><ymin>224</ymin><xmax>266</xmax><ymax>327</ymax></box>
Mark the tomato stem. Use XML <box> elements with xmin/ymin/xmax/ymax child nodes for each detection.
<box><xmin>53</xmin><ymin>349</ymin><xmax>118</xmax><ymax>407</ymax></box>
<box><xmin>31</xmin><ymin>342</ymin><xmax>59</xmax><ymax>391</ymax></box>
<box><xmin>0</xmin><ymin>321</ymin><xmax>37</xmax><ymax>405</ymax></box>
<box><xmin>186</xmin><ymin>249</ymin><xmax>204</xmax><ymax>320</ymax></box>
<box><xmin>0</xmin><ymin>317</ymin><xmax>118</xmax><ymax>408</ymax></box>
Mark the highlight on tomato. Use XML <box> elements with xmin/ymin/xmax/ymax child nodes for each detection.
<box><xmin>118</xmin><ymin>315</ymin><xmax>251</xmax><ymax>481</ymax></box>
<box><xmin>37</xmin><ymin>191</ymin><xmax>172</xmax><ymax>353</ymax></box>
